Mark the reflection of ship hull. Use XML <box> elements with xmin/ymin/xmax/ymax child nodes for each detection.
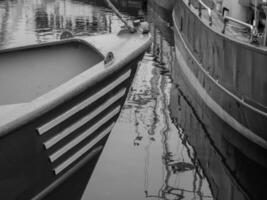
<box><xmin>0</xmin><ymin>32</ymin><xmax>151</xmax><ymax>199</ymax></box>
<box><xmin>172</xmin><ymin>1</ymin><xmax>267</xmax><ymax>166</ymax></box>
<box><xmin>149</xmin><ymin>0</ymin><xmax>174</xmax><ymax>11</ymax></box>
<box><xmin>147</xmin><ymin>0</ymin><xmax>174</xmax><ymax>45</ymax></box>
<box><xmin>109</xmin><ymin>0</ymin><xmax>147</xmax><ymax>16</ymax></box>
<box><xmin>170</xmin><ymin>71</ymin><xmax>267</xmax><ymax>199</ymax></box>
<box><xmin>65</xmin><ymin>0</ymin><xmax>146</xmax><ymax>17</ymax></box>
<box><xmin>147</xmin><ymin>0</ymin><xmax>174</xmax><ymax>23</ymax></box>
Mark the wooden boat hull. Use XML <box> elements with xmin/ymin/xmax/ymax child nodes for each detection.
<box><xmin>172</xmin><ymin>1</ymin><xmax>267</xmax><ymax>166</ymax></box>
<box><xmin>0</xmin><ymin>31</ymin><xmax>151</xmax><ymax>199</ymax></box>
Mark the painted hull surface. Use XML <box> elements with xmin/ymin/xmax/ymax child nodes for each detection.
<box><xmin>172</xmin><ymin>0</ymin><xmax>267</xmax><ymax>166</ymax></box>
<box><xmin>0</xmin><ymin>31</ymin><xmax>151</xmax><ymax>200</ymax></box>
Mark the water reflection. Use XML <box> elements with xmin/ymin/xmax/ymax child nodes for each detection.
<box><xmin>83</xmin><ymin>3</ymin><xmax>214</xmax><ymax>199</ymax></box>
<box><xmin>170</xmin><ymin>70</ymin><xmax>267</xmax><ymax>199</ymax></box>
<box><xmin>127</xmin><ymin>21</ymin><xmax>213</xmax><ymax>199</ymax></box>
<box><xmin>0</xmin><ymin>0</ymin><xmax>145</xmax><ymax>49</ymax></box>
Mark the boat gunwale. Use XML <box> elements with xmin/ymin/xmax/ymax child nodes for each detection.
<box><xmin>180</xmin><ymin>0</ymin><xmax>267</xmax><ymax>53</ymax></box>
<box><xmin>0</xmin><ymin>32</ymin><xmax>151</xmax><ymax>138</ymax></box>
<box><xmin>0</xmin><ymin>38</ymin><xmax>105</xmax><ymax>59</ymax></box>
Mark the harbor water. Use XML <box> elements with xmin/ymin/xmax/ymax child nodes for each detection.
<box><xmin>0</xmin><ymin>0</ymin><xmax>266</xmax><ymax>199</ymax></box>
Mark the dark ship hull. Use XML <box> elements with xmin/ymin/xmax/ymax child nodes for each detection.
<box><xmin>172</xmin><ymin>0</ymin><xmax>267</xmax><ymax>167</ymax></box>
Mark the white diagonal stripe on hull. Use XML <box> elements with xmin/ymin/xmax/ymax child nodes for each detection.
<box><xmin>37</xmin><ymin>70</ymin><xmax>131</xmax><ymax>135</ymax></box>
<box><xmin>44</xmin><ymin>89</ymin><xmax>126</xmax><ymax>149</ymax></box>
<box><xmin>54</xmin><ymin>123</ymin><xmax>114</xmax><ymax>175</ymax></box>
<box><xmin>49</xmin><ymin>106</ymin><xmax>120</xmax><ymax>162</ymax></box>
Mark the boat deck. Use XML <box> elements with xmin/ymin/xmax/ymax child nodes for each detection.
<box><xmin>184</xmin><ymin>0</ymin><xmax>260</xmax><ymax>45</ymax></box>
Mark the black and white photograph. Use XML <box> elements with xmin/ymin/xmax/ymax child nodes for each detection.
<box><xmin>0</xmin><ymin>0</ymin><xmax>266</xmax><ymax>199</ymax></box>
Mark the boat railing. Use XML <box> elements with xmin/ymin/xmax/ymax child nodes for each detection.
<box><xmin>187</xmin><ymin>0</ymin><xmax>261</xmax><ymax>44</ymax></box>
<box><xmin>198</xmin><ymin>0</ymin><xmax>212</xmax><ymax>26</ymax></box>
<box><xmin>222</xmin><ymin>16</ymin><xmax>255</xmax><ymax>41</ymax></box>
<box><xmin>188</xmin><ymin>0</ymin><xmax>212</xmax><ymax>26</ymax></box>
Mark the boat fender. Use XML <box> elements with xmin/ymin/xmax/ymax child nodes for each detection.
<box><xmin>139</xmin><ymin>22</ymin><xmax>149</xmax><ymax>34</ymax></box>
<box><xmin>60</xmin><ymin>30</ymin><xmax>74</xmax><ymax>40</ymax></box>
<box><xmin>104</xmin><ymin>52</ymin><xmax>114</xmax><ymax>66</ymax></box>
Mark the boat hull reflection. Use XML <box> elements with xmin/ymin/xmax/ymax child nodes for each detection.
<box><xmin>147</xmin><ymin>0</ymin><xmax>174</xmax><ymax>46</ymax></box>
<box><xmin>170</xmin><ymin>58</ymin><xmax>267</xmax><ymax>200</ymax></box>
<box><xmin>147</xmin><ymin>0</ymin><xmax>174</xmax><ymax>23</ymax></box>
